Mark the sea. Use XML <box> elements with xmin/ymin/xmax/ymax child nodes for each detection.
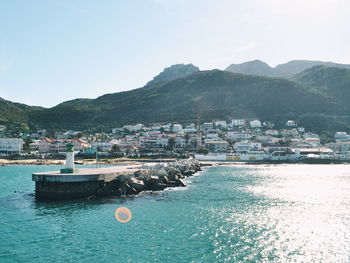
<box><xmin>1</xmin><ymin>164</ymin><xmax>350</xmax><ymax>263</ymax></box>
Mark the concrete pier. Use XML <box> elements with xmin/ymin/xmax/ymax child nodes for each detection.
<box><xmin>32</xmin><ymin>165</ymin><xmax>144</xmax><ymax>199</ymax></box>
<box><xmin>32</xmin><ymin>159</ymin><xmax>202</xmax><ymax>200</ymax></box>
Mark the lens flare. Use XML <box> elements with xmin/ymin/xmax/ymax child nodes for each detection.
<box><xmin>115</xmin><ymin>207</ymin><xmax>132</xmax><ymax>223</ymax></box>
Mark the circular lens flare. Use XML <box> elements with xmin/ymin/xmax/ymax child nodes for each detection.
<box><xmin>115</xmin><ymin>207</ymin><xmax>132</xmax><ymax>223</ymax></box>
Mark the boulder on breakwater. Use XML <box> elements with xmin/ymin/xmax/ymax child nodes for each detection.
<box><xmin>107</xmin><ymin>159</ymin><xmax>201</xmax><ymax>197</ymax></box>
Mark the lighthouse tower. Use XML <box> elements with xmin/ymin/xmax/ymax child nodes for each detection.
<box><xmin>60</xmin><ymin>143</ymin><xmax>78</xmax><ymax>174</ymax></box>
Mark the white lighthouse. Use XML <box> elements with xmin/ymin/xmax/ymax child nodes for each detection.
<box><xmin>60</xmin><ymin>143</ymin><xmax>78</xmax><ymax>174</ymax></box>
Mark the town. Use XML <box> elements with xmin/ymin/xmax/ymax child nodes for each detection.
<box><xmin>1</xmin><ymin>119</ymin><xmax>350</xmax><ymax>163</ymax></box>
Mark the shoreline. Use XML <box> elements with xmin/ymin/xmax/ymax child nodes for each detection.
<box><xmin>1</xmin><ymin>158</ymin><xmax>349</xmax><ymax>166</ymax></box>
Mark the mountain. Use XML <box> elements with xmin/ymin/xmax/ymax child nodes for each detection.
<box><xmin>293</xmin><ymin>65</ymin><xmax>350</xmax><ymax>108</ymax></box>
<box><xmin>225</xmin><ymin>60</ymin><xmax>275</xmax><ymax>77</ymax></box>
<box><xmin>225</xmin><ymin>60</ymin><xmax>350</xmax><ymax>78</ymax></box>
<box><xmin>3</xmin><ymin>64</ymin><xmax>350</xmax><ymax>133</ymax></box>
<box><xmin>28</xmin><ymin>69</ymin><xmax>344</xmax><ymax>132</ymax></box>
<box><xmin>146</xmin><ymin>64</ymin><xmax>200</xmax><ymax>86</ymax></box>
<box><xmin>0</xmin><ymin>97</ymin><xmax>42</xmax><ymax>125</ymax></box>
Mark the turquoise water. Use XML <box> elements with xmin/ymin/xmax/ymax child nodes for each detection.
<box><xmin>1</xmin><ymin>164</ymin><xmax>350</xmax><ymax>263</ymax></box>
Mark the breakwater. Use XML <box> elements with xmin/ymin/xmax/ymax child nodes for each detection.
<box><xmin>32</xmin><ymin>159</ymin><xmax>201</xmax><ymax>200</ymax></box>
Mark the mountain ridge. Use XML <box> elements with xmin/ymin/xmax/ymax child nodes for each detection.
<box><xmin>2</xmin><ymin>63</ymin><xmax>350</xmax><ymax>133</ymax></box>
<box><xmin>225</xmin><ymin>59</ymin><xmax>350</xmax><ymax>78</ymax></box>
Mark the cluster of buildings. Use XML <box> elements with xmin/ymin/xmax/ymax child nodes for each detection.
<box><xmin>1</xmin><ymin>119</ymin><xmax>350</xmax><ymax>161</ymax></box>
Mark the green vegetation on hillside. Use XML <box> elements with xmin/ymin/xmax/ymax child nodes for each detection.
<box><xmin>2</xmin><ymin>64</ymin><xmax>350</xmax><ymax>134</ymax></box>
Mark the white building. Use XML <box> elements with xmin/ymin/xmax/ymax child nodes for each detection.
<box><xmin>0</xmin><ymin>138</ymin><xmax>24</xmax><ymax>154</ymax></box>
<box><xmin>265</xmin><ymin>129</ymin><xmax>279</xmax><ymax>136</ymax></box>
<box><xmin>206</xmin><ymin>133</ymin><xmax>219</xmax><ymax>139</ymax></box>
<box><xmin>201</xmin><ymin>122</ymin><xmax>214</xmax><ymax>130</ymax></box>
<box><xmin>172</xmin><ymin>124</ymin><xmax>183</xmax><ymax>133</ymax></box>
<box><xmin>214</xmin><ymin>121</ymin><xmax>227</xmax><ymax>128</ymax></box>
<box><xmin>250</xmin><ymin>120</ymin><xmax>262</xmax><ymax>128</ymax></box>
<box><xmin>234</xmin><ymin>141</ymin><xmax>262</xmax><ymax>153</ymax></box>
<box><xmin>335</xmin><ymin>132</ymin><xmax>349</xmax><ymax>142</ymax></box>
<box><xmin>326</xmin><ymin>142</ymin><xmax>350</xmax><ymax>153</ymax></box>
<box><xmin>286</xmin><ymin>120</ymin><xmax>296</xmax><ymax>127</ymax></box>
<box><xmin>122</xmin><ymin>124</ymin><xmax>144</xmax><ymax>132</ymax></box>
<box><xmin>227</xmin><ymin>131</ymin><xmax>252</xmax><ymax>141</ymax></box>
<box><xmin>232</xmin><ymin>119</ymin><xmax>246</xmax><ymax>126</ymax></box>
<box><xmin>91</xmin><ymin>142</ymin><xmax>113</xmax><ymax>152</ymax></box>
<box><xmin>205</xmin><ymin>140</ymin><xmax>228</xmax><ymax>153</ymax></box>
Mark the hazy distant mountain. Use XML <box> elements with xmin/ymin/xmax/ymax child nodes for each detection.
<box><xmin>146</xmin><ymin>64</ymin><xmax>199</xmax><ymax>86</ymax></box>
<box><xmin>225</xmin><ymin>60</ymin><xmax>276</xmax><ymax>77</ymax></box>
<box><xmin>226</xmin><ymin>60</ymin><xmax>350</xmax><ymax>78</ymax></box>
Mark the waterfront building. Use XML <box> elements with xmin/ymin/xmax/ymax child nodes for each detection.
<box><xmin>91</xmin><ymin>142</ymin><xmax>113</xmax><ymax>152</ymax></box>
<box><xmin>205</xmin><ymin>140</ymin><xmax>228</xmax><ymax>153</ymax></box>
<box><xmin>326</xmin><ymin>142</ymin><xmax>350</xmax><ymax>153</ymax></box>
<box><xmin>234</xmin><ymin>141</ymin><xmax>262</xmax><ymax>153</ymax></box>
<box><xmin>0</xmin><ymin>138</ymin><xmax>24</xmax><ymax>154</ymax></box>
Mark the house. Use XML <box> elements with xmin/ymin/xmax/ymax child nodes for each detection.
<box><xmin>326</xmin><ymin>142</ymin><xmax>350</xmax><ymax>153</ymax></box>
<box><xmin>172</xmin><ymin>124</ymin><xmax>183</xmax><ymax>133</ymax></box>
<box><xmin>263</xmin><ymin>121</ymin><xmax>274</xmax><ymax>128</ymax></box>
<box><xmin>265</xmin><ymin>129</ymin><xmax>279</xmax><ymax>136</ymax></box>
<box><xmin>205</xmin><ymin>140</ymin><xmax>228</xmax><ymax>153</ymax></box>
<box><xmin>29</xmin><ymin>140</ymin><xmax>40</xmax><ymax>151</ymax></box>
<box><xmin>264</xmin><ymin>145</ymin><xmax>292</xmax><ymax>153</ymax></box>
<box><xmin>122</xmin><ymin>124</ymin><xmax>144</xmax><ymax>132</ymax></box>
<box><xmin>227</xmin><ymin>131</ymin><xmax>252</xmax><ymax>141</ymax></box>
<box><xmin>255</xmin><ymin>135</ymin><xmax>280</xmax><ymax>145</ymax></box>
<box><xmin>234</xmin><ymin>141</ymin><xmax>262</xmax><ymax>153</ymax></box>
<box><xmin>334</xmin><ymin>132</ymin><xmax>349</xmax><ymax>142</ymax></box>
<box><xmin>71</xmin><ymin>139</ymin><xmax>90</xmax><ymax>151</ymax></box>
<box><xmin>206</xmin><ymin>132</ymin><xmax>219</xmax><ymax>139</ymax></box>
<box><xmin>250</xmin><ymin>120</ymin><xmax>262</xmax><ymax>128</ymax></box>
<box><xmin>286</xmin><ymin>120</ymin><xmax>296</xmax><ymax>127</ymax></box>
<box><xmin>91</xmin><ymin>142</ymin><xmax>113</xmax><ymax>152</ymax></box>
<box><xmin>214</xmin><ymin>121</ymin><xmax>227</xmax><ymax>129</ymax></box>
<box><xmin>0</xmin><ymin>138</ymin><xmax>24</xmax><ymax>154</ymax></box>
<box><xmin>281</xmin><ymin>129</ymin><xmax>299</xmax><ymax>137</ymax></box>
<box><xmin>231</xmin><ymin>119</ymin><xmax>245</xmax><ymax>126</ymax></box>
<box><xmin>38</xmin><ymin>138</ymin><xmax>55</xmax><ymax>153</ymax></box>
<box><xmin>201</xmin><ymin>122</ymin><xmax>214</xmax><ymax>131</ymax></box>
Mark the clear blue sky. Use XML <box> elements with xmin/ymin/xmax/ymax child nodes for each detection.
<box><xmin>1</xmin><ymin>0</ymin><xmax>349</xmax><ymax>107</ymax></box>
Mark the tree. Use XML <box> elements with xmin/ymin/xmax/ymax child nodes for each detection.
<box><xmin>111</xmin><ymin>144</ymin><xmax>121</xmax><ymax>153</ymax></box>
<box><xmin>167</xmin><ymin>137</ymin><xmax>176</xmax><ymax>154</ymax></box>
<box><xmin>23</xmin><ymin>137</ymin><xmax>32</xmax><ymax>152</ymax></box>
<box><xmin>185</xmin><ymin>134</ymin><xmax>190</xmax><ymax>149</ymax></box>
<box><xmin>76</xmin><ymin>132</ymin><xmax>84</xmax><ymax>139</ymax></box>
<box><xmin>20</xmin><ymin>123</ymin><xmax>29</xmax><ymax>132</ymax></box>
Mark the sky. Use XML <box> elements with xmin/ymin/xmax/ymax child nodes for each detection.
<box><xmin>0</xmin><ymin>0</ymin><xmax>349</xmax><ymax>107</ymax></box>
